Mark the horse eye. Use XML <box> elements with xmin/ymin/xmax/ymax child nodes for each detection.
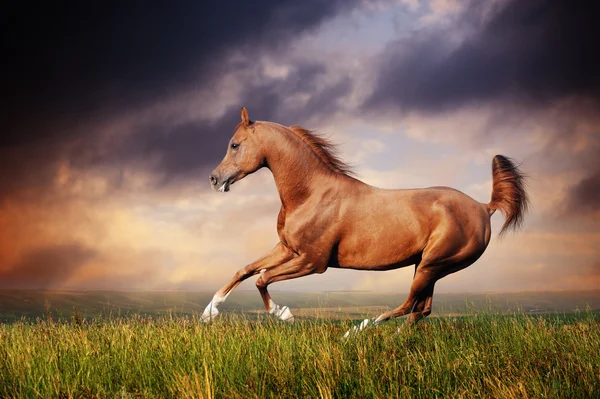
<box><xmin>231</xmin><ymin>143</ymin><xmax>239</xmax><ymax>149</ymax></box>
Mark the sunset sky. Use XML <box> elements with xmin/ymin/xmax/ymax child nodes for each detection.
<box><xmin>1</xmin><ymin>0</ymin><xmax>599</xmax><ymax>293</ymax></box>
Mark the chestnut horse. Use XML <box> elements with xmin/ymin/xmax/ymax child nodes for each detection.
<box><xmin>202</xmin><ymin>108</ymin><xmax>529</xmax><ymax>331</ymax></box>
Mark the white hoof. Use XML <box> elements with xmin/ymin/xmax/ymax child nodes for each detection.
<box><xmin>278</xmin><ymin>306</ymin><xmax>294</xmax><ymax>323</ymax></box>
<box><xmin>200</xmin><ymin>302</ymin><xmax>219</xmax><ymax>322</ymax></box>
<box><xmin>343</xmin><ymin>318</ymin><xmax>371</xmax><ymax>339</ymax></box>
<box><xmin>269</xmin><ymin>302</ymin><xmax>295</xmax><ymax>323</ymax></box>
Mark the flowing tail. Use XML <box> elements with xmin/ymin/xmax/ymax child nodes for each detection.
<box><xmin>488</xmin><ymin>155</ymin><xmax>530</xmax><ymax>237</ymax></box>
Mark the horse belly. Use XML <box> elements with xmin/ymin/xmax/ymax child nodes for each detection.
<box><xmin>335</xmin><ymin>226</ymin><xmax>425</xmax><ymax>271</ymax></box>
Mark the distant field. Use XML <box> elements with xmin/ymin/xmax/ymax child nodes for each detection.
<box><xmin>0</xmin><ymin>290</ymin><xmax>598</xmax><ymax>322</ymax></box>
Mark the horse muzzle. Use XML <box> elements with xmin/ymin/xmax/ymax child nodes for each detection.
<box><xmin>209</xmin><ymin>173</ymin><xmax>232</xmax><ymax>192</ymax></box>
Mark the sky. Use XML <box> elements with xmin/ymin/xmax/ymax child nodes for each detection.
<box><xmin>1</xmin><ymin>0</ymin><xmax>599</xmax><ymax>293</ymax></box>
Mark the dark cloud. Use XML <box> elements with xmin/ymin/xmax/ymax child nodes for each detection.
<box><xmin>0</xmin><ymin>1</ymin><xmax>357</xmax><ymax>198</ymax></box>
<box><xmin>64</xmin><ymin>61</ymin><xmax>353</xmax><ymax>183</ymax></box>
<box><xmin>362</xmin><ymin>0</ymin><xmax>600</xmax><ymax>221</ymax></box>
<box><xmin>524</xmin><ymin>103</ymin><xmax>600</xmax><ymax>219</ymax></box>
<box><xmin>568</xmin><ymin>170</ymin><xmax>600</xmax><ymax>215</ymax></box>
<box><xmin>1</xmin><ymin>0</ymin><xmax>356</xmax><ymax>144</ymax></box>
<box><xmin>0</xmin><ymin>243</ymin><xmax>96</xmax><ymax>289</ymax></box>
<box><xmin>365</xmin><ymin>0</ymin><xmax>600</xmax><ymax>112</ymax></box>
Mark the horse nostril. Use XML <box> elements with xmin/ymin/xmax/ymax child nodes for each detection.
<box><xmin>209</xmin><ymin>174</ymin><xmax>218</xmax><ymax>186</ymax></box>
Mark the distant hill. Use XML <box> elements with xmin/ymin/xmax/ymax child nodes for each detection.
<box><xmin>0</xmin><ymin>290</ymin><xmax>598</xmax><ymax>322</ymax></box>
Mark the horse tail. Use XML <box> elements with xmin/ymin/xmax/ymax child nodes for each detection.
<box><xmin>488</xmin><ymin>155</ymin><xmax>530</xmax><ymax>237</ymax></box>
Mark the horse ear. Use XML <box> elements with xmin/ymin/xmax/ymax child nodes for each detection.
<box><xmin>241</xmin><ymin>107</ymin><xmax>251</xmax><ymax>126</ymax></box>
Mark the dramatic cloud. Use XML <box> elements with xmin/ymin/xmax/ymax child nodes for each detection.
<box><xmin>0</xmin><ymin>1</ymin><xmax>360</xmax><ymax>291</ymax></box>
<box><xmin>58</xmin><ymin>60</ymin><xmax>353</xmax><ymax>188</ymax></box>
<box><xmin>2</xmin><ymin>1</ymin><xmax>356</xmax><ymax>143</ymax></box>
<box><xmin>1</xmin><ymin>1</ymin><xmax>358</xmax><ymax>199</ymax></box>
<box><xmin>363</xmin><ymin>0</ymin><xmax>600</xmax><ymax>220</ymax></box>
<box><xmin>365</xmin><ymin>0</ymin><xmax>600</xmax><ymax>112</ymax></box>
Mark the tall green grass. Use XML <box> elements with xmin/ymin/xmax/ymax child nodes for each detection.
<box><xmin>0</xmin><ymin>311</ymin><xmax>598</xmax><ymax>398</ymax></box>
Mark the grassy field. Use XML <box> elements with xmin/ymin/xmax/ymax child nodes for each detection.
<box><xmin>1</xmin><ymin>312</ymin><xmax>599</xmax><ymax>398</ymax></box>
<box><xmin>0</xmin><ymin>291</ymin><xmax>599</xmax><ymax>398</ymax></box>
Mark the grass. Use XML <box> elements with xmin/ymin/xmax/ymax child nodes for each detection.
<box><xmin>0</xmin><ymin>310</ymin><xmax>598</xmax><ymax>398</ymax></box>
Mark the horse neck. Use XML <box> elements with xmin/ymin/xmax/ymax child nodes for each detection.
<box><xmin>259</xmin><ymin>123</ymin><xmax>343</xmax><ymax>211</ymax></box>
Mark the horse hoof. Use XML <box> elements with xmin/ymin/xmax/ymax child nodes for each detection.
<box><xmin>200</xmin><ymin>303</ymin><xmax>219</xmax><ymax>323</ymax></box>
<box><xmin>278</xmin><ymin>306</ymin><xmax>295</xmax><ymax>323</ymax></box>
<box><xmin>269</xmin><ymin>303</ymin><xmax>295</xmax><ymax>322</ymax></box>
<box><xmin>200</xmin><ymin>311</ymin><xmax>218</xmax><ymax>323</ymax></box>
<box><xmin>343</xmin><ymin>318</ymin><xmax>371</xmax><ymax>338</ymax></box>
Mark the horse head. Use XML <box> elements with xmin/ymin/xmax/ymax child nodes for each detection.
<box><xmin>209</xmin><ymin>107</ymin><xmax>265</xmax><ymax>192</ymax></box>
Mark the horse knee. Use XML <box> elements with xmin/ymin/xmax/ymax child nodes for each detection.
<box><xmin>234</xmin><ymin>269</ymin><xmax>244</xmax><ymax>281</ymax></box>
<box><xmin>255</xmin><ymin>276</ymin><xmax>267</xmax><ymax>290</ymax></box>
<box><xmin>235</xmin><ymin>266</ymin><xmax>251</xmax><ymax>280</ymax></box>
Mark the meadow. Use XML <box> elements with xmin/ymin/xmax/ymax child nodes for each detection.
<box><xmin>0</xmin><ymin>291</ymin><xmax>599</xmax><ymax>398</ymax></box>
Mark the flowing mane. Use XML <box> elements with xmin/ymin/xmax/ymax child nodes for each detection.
<box><xmin>288</xmin><ymin>125</ymin><xmax>354</xmax><ymax>177</ymax></box>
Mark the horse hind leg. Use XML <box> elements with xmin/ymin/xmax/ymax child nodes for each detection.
<box><xmin>395</xmin><ymin>256</ymin><xmax>481</xmax><ymax>327</ymax></box>
<box><xmin>344</xmin><ymin>268</ymin><xmax>436</xmax><ymax>338</ymax></box>
<box><xmin>346</xmin><ymin>235</ymin><xmax>484</xmax><ymax>336</ymax></box>
<box><xmin>408</xmin><ymin>286</ymin><xmax>435</xmax><ymax>325</ymax></box>
<box><xmin>373</xmin><ymin>269</ymin><xmax>437</xmax><ymax>325</ymax></box>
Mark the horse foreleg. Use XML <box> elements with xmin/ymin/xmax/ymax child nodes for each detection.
<box><xmin>255</xmin><ymin>254</ymin><xmax>317</xmax><ymax>323</ymax></box>
<box><xmin>201</xmin><ymin>242</ymin><xmax>293</xmax><ymax>322</ymax></box>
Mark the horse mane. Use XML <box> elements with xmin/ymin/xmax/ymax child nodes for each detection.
<box><xmin>288</xmin><ymin>125</ymin><xmax>354</xmax><ymax>177</ymax></box>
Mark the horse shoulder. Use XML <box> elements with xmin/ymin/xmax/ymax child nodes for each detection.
<box><xmin>277</xmin><ymin>199</ymin><xmax>339</xmax><ymax>261</ymax></box>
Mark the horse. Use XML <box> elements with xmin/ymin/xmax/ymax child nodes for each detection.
<box><xmin>202</xmin><ymin>107</ymin><xmax>529</xmax><ymax>332</ymax></box>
